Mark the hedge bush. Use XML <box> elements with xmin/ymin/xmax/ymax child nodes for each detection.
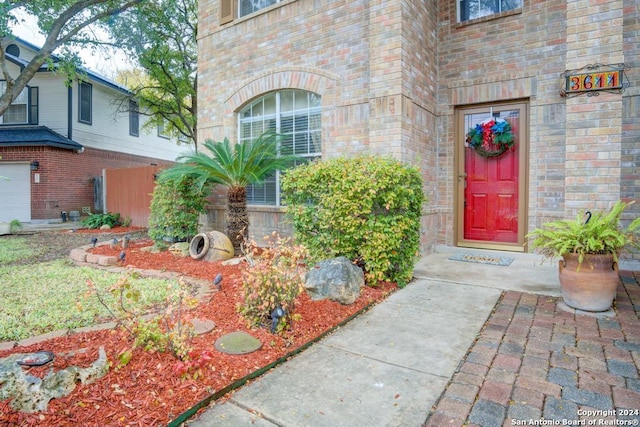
<box><xmin>148</xmin><ymin>175</ymin><xmax>207</xmax><ymax>245</ymax></box>
<box><xmin>281</xmin><ymin>156</ymin><xmax>425</xmax><ymax>286</ymax></box>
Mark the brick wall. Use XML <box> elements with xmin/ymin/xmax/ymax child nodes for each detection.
<box><xmin>198</xmin><ymin>0</ymin><xmax>441</xmax><ymax>250</ymax></box>
<box><xmin>436</xmin><ymin>1</ymin><xmax>569</xmax><ymax>244</ymax></box>
<box><xmin>564</xmin><ymin>0</ymin><xmax>623</xmax><ymax>214</ymax></box>
<box><xmin>621</xmin><ymin>0</ymin><xmax>640</xmax><ymax>228</ymax></box>
<box><xmin>199</xmin><ymin>0</ymin><xmax>639</xmax><ymax>252</ymax></box>
<box><xmin>0</xmin><ymin>146</ymin><xmax>173</xmax><ymax>220</ymax></box>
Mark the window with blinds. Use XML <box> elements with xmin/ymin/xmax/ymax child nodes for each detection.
<box><xmin>0</xmin><ymin>82</ymin><xmax>35</xmax><ymax>124</ymax></box>
<box><xmin>220</xmin><ymin>0</ymin><xmax>284</xmax><ymax>24</ymax></box>
<box><xmin>239</xmin><ymin>90</ymin><xmax>321</xmax><ymax>206</ymax></box>
<box><xmin>458</xmin><ymin>0</ymin><xmax>522</xmax><ymax>22</ymax></box>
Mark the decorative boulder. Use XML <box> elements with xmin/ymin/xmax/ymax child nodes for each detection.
<box><xmin>0</xmin><ymin>347</ymin><xmax>108</xmax><ymax>412</ymax></box>
<box><xmin>169</xmin><ymin>242</ymin><xmax>190</xmax><ymax>258</ymax></box>
<box><xmin>304</xmin><ymin>256</ymin><xmax>364</xmax><ymax>305</ymax></box>
<box><xmin>189</xmin><ymin>231</ymin><xmax>234</xmax><ymax>262</ymax></box>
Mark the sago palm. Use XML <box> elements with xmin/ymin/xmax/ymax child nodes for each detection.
<box><xmin>159</xmin><ymin>132</ymin><xmax>296</xmax><ymax>254</ymax></box>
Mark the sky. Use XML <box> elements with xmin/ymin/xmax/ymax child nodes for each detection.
<box><xmin>9</xmin><ymin>10</ymin><xmax>134</xmax><ymax>79</ymax></box>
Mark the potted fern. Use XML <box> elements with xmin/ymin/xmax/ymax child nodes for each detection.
<box><xmin>527</xmin><ymin>201</ymin><xmax>640</xmax><ymax>312</ymax></box>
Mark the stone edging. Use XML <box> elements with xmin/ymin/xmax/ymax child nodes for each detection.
<box><xmin>69</xmin><ymin>241</ymin><xmax>214</xmax><ymax>301</ymax></box>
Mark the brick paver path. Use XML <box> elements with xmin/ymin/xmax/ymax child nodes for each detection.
<box><xmin>425</xmin><ymin>271</ymin><xmax>640</xmax><ymax>427</ymax></box>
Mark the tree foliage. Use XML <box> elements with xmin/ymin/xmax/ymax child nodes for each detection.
<box><xmin>0</xmin><ymin>0</ymin><xmax>144</xmax><ymax>116</ymax></box>
<box><xmin>110</xmin><ymin>0</ymin><xmax>198</xmax><ymax>147</ymax></box>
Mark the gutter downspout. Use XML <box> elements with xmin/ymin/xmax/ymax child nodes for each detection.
<box><xmin>67</xmin><ymin>86</ymin><xmax>72</xmax><ymax>139</ymax></box>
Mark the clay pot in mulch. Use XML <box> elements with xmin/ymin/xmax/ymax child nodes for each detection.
<box><xmin>189</xmin><ymin>231</ymin><xmax>234</xmax><ymax>262</ymax></box>
<box><xmin>559</xmin><ymin>253</ymin><xmax>620</xmax><ymax>312</ymax></box>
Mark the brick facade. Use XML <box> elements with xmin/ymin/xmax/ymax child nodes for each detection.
<box><xmin>0</xmin><ymin>146</ymin><xmax>173</xmax><ymax>220</ymax></box>
<box><xmin>198</xmin><ymin>0</ymin><xmax>639</xmax><ymax>254</ymax></box>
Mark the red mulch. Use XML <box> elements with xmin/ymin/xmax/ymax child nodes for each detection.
<box><xmin>0</xmin><ymin>238</ymin><xmax>397</xmax><ymax>426</ymax></box>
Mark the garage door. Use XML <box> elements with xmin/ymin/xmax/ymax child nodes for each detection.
<box><xmin>0</xmin><ymin>163</ymin><xmax>31</xmax><ymax>222</ymax></box>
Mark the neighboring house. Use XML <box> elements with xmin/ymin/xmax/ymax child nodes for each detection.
<box><xmin>0</xmin><ymin>37</ymin><xmax>187</xmax><ymax>223</ymax></box>
<box><xmin>198</xmin><ymin>0</ymin><xmax>639</xmax><ymax>254</ymax></box>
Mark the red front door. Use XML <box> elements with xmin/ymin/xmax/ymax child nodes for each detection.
<box><xmin>457</xmin><ymin>103</ymin><xmax>527</xmax><ymax>249</ymax></box>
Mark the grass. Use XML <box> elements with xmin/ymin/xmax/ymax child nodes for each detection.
<box><xmin>0</xmin><ymin>238</ymin><xmax>175</xmax><ymax>341</ymax></box>
<box><xmin>0</xmin><ymin>236</ymin><xmax>48</xmax><ymax>264</ymax></box>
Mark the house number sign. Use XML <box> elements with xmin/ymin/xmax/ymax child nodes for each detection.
<box><xmin>561</xmin><ymin>63</ymin><xmax>629</xmax><ymax>97</ymax></box>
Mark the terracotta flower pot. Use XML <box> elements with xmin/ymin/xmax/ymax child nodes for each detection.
<box><xmin>558</xmin><ymin>253</ymin><xmax>620</xmax><ymax>312</ymax></box>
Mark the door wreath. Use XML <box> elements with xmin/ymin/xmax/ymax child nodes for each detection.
<box><xmin>465</xmin><ymin>118</ymin><xmax>515</xmax><ymax>158</ymax></box>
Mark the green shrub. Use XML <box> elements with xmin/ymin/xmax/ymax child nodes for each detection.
<box><xmin>281</xmin><ymin>156</ymin><xmax>425</xmax><ymax>286</ymax></box>
<box><xmin>237</xmin><ymin>233</ymin><xmax>308</xmax><ymax>333</ymax></box>
<box><xmin>148</xmin><ymin>175</ymin><xmax>207</xmax><ymax>244</ymax></box>
<box><xmin>81</xmin><ymin>212</ymin><xmax>121</xmax><ymax>229</ymax></box>
<box><xmin>9</xmin><ymin>219</ymin><xmax>22</xmax><ymax>233</ymax></box>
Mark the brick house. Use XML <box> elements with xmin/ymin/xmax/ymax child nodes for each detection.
<box><xmin>197</xmin><ymin>0</ymin><xmax>639</xmax><ymax>255</ymax></box>
<box><xmin>0</xmin><ymin>37</ymin><xmax>185</xmax><ymax>223</ymax></box>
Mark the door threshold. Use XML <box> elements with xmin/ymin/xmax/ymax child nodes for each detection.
<box><xmin>456</xmin><ymin>241</ymin><xmax>525</xmax><ymax>253</ymax></box>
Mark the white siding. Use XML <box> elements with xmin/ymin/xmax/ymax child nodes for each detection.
<box><xmin>32</xmin><ymin>72</ymin><xmax>69</xmax><ymax>130</ymax></box>
<box><xmin>3</xmin><ymin>40</ymin><xmax>189</xmax><ymax>162</ymax></box>
<box><xmin>71</xmin><ymin>81</ymin><xmax>187</xmax><ymax>161</ymax></box>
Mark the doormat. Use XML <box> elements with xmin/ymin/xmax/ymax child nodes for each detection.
<box><xmin>448</xmin><ymin>252</ymin><xmax>514</xmax><ymax>266</ymax></box>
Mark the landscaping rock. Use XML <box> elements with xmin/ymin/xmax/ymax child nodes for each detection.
<box><xmin>169</xmin><ymin>242</ymin><xmax>190</xmax><ymax>258</ymax></box>
<box><xmin>69</xmin><ymin>248</ymin><xmax>87</xmax><ymax>262</ymax></box>
<box><xmin>304</xmin><ymin>256</ymin><xmax>364</xmax><ymax>305</ymax></box>
<box><xmin>214</xmin><ymin>332</ymin><xmax>262</xmax><ymax>355</ymax></box>
<box><xmin>0</xmin><ymin>347</ymin><xmax>108</xmax><ymax>412</ymax></box>
<box><xmin>192</xmin><ymin>318</ymin><xmax>216</xmax><ymax>335</ymax></box>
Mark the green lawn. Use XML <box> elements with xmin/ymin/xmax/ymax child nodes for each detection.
<box><xmin>0</xmin><ymin>238</ymin><xmax>174</xmax><ymax>341</ymax></box>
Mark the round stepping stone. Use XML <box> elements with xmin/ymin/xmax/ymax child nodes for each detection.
<box><xmin>214</xmin><ymin>331</ymin><xmax>262</xmax><ymax>355</ymax></box>
<box><xmin>191</xmin><ymin>318</ymin><xmax>216</xmax><ymax>335</ymax></box>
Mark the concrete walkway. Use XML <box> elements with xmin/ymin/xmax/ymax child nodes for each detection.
<box><xmin>188</xmin><ymin>247</ymin><xmax>564</xmax><ymax>426</ymax></box>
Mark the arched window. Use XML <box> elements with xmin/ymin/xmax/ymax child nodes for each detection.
<box><xmin>238</xmin><ymin>90</ymin><xmax>321</xmax><ymax>206</ymax></box>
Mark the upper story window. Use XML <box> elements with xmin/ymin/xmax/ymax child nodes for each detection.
<box><xmin>78</xmin><ymin>81</ymin><xmax>92</xmax><ymax>124</ymax></box>
<box><xmin>0</xmin><ymin>82</ymin><xmax>38</xmax><ymax>125</ymax></box>
<box><xmin>157</xmin><ymin>120</ymin><xmax>170</xmax><ymax>139</ymax></box>
<box><xmin>129</xmin><ymin>100</ymin><xmax>139</xmax><ymax>137</ymax></box>
<box><xmin>238</xmin><ymin>89</ymin><xmax>321</xmax><ymax>206</ymax></box>
<box><xmin>458</xmin><ymin>0</ymin><xmax>522</xmax><ymax>22</ymax></box>
<box><xmin>220</xmin><ymin>0</ymin><xmax>283</xmax><ymax>24</ymax></box>
<box><xmin>239</xmin><ymin>0</ymin><xmax>278</xmax><ymax>17</ymax></box>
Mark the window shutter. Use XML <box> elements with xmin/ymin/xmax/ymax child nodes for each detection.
<box><xmin>220</xmin><ymin>0</ymin><xmax>235</xmax><ymax>24</ymax></box>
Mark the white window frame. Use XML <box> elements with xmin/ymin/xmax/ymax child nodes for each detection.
<box><xmin>129</xmin><ymin>100</ymin><xmax>139</xmax><ymax>137</ymax></box>
<box><xmin>238</xmin><ymin>90</ymin><xmax>322</xmax><ymax>207</ymax></box>
<box><xmin>78</xmin><ymin>81</ymin><xmax>92</xmax><ymax>124</ymax></box>
<box><xmin>458</xmin><ymin>0</ymin><xmax>522</xmax><ymax>22</ymax></box>
<box><xmin>0</xmin><ymin>81</ymin><xmax>28</xmax><ymax>124</ymax></box>
<box><xmin>239</xmin><ymin>0</ymin><xmax>281</xmax><ymax>18</ymax></box>
<box><xmin>157</xmin><ymin>120</ymin><xmax>171</xmax><ymax>139</ymax></box>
